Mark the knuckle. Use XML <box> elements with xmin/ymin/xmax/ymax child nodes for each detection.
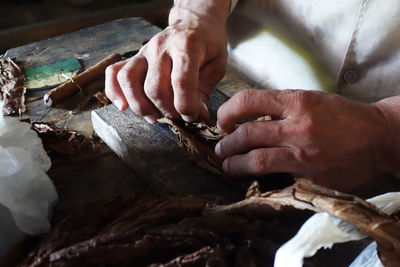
<box><xmin>307</xmin><ymin>147</ymin><xmax>322</xmax><ymax>160</ymax></box>
<box><xmin>236</xmin><ymin>124</ymin><xmax>252</xmax><ymax>145</ymax></box>
<box><xmin>297</xmin><ymin>117</ymin><xmax>316</xmax><ymax>138</ymax></box>
<box><xmin>171</xmin><ymin>74</ymin><xmax>187</xmax><ymax>90</ymax></box>
<box><xmin>294</xmin><ymin>146</ymin><xmax>321</xmax><ymax>163</ymax></box>
<box><xmin>144</xmin><ymin>84</ymin><xmax>162</xmax><ymax>101</ymax></box>
<box><xmin>236</xmin><ymin>89</ymin><xmax>254</xmax><ymax>112</ymax></box>
<box><xmin>105</xmin><ymin>64</ymin><xmax>117</xmax><ymax>77</ymax></box>
<box><xmin>278</xmin><ymin>89</ymin><xmax>315</xmax><ymax>110</ymax></box>
<box><xmin>151</xmin><ymin>33</ymin><xmax>166</xmax><ymax>50</ymax></box>
<box><xmin>179</xmin><ymin>30</ymin><xmax>200</xmax><ymax>51</ymax></box>
<box><xmin>116</xmin><ymin>69</ymin><xmax>131</xmax><ymax>87</ymax></box>
<box><xmin>175</xmin><ymin>100</ymin><xmax>194</xmax><ymax>115</ymax></box>
<box><xmin>294</xmin><ymin>90</ymin><xmax>315</xmax><ymax>109</ymax></box>
<box><xmin>249</xmin><ymin>150</ymin><xmax>268</xmax><ymax>176</ymax></box>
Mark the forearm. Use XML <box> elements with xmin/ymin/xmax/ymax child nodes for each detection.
<box><xmin>170</xmin><ymin>0</ymin><xmax>232</xmax><ymax>25</ymax></box>
<box><xmin>374</xmin><ymin>95</ymin><xmax>400</xmax><ymax>172</ymax></box>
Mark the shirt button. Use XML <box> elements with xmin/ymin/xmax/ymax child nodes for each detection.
<box><xmin>343</xmin><ymin>69</ymin><xmax>359</xmax><ymax>84</ymax></box>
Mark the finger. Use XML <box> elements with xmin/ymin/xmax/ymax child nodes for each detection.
<box><xmin>197</xmin><ymin>55</ymin><xmax>227</xmax><ymax>121</ymax></box>
<box><xmin>222</xmin><ymin>147</ymin><xmax>298</xmax><ymax>177</ymax></box>
<box><xmin>105</xmin><ymin>61</ymin><xmax>129</xmax><ymax>111</ymax></box>
<box><xmin>170</xmin><ymin>49</ymin><xmax>203</xmax><ymax>122</ymax></box>
<box><xmin>117</xmin><ymin>56</ymin><xmax>160</xmax><ymax>123</ymax></box>
<box><xmin>217</xmin><ymin>89</ymin><xmax>286</xmax><ymax>134</ymax></box>
<box><xmin>215</xmin><ymin>120</ymin><xmax>287</xmax><ymax>159</ymax></box>
<box><xmin>144</xmin><ymin>51</ymin><xmax>180</xmax><ymax>119</ymax></box>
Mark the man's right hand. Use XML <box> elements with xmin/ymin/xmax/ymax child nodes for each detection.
<box><xmin>105</xmin><ymin>0</ymin><xmax>231</xmax><ymax>123</ymax></box>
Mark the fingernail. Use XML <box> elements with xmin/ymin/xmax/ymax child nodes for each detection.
<box><xmin>144</xmin><ymin>115</ymin><xmax>157</xmax><ymax>124</ymax></box>
<box><xmin>182</xmin><ymin>115</ymin><xmax>194</xmax><ymax>122</ymax></box>
<box><xmin>215</xmin><ymin>142</ymin><xmax>221</xmax><ymax>157</ymax></box>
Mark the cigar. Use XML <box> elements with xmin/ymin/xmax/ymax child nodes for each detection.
<box><xmin>43</xmin><ymin>53</ymin><xmax>121</xmax><ymax>107</ymax></box>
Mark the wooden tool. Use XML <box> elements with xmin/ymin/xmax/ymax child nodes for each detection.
<box><xmin>43</xmin><ymin>53</ymin><xmax>121</xmax><ymax>107</ymax></box>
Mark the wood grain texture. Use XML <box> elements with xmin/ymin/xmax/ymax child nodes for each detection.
<box><xmin>4</xmin><ymin>17</ymin><xmax>396</xmax><ymax>266</ymax></box>
<box><xmin>3</xmin><ymin>18</ymin><xmax>163</xmax><ymax>226</ymax></box>
<box><xmin>92</xmin><ymin>90</ymin><xmax>244</xmax><ymax>201</ymax></box>
<box><xmin>4</xmin><ymin>17</ymin><xmax>253</xmax><ymax>212</ymax></box>
<box><xmin>6</xmin><ymin>18</ymin><xmax>160</xmax><ymax>137</ymax></box>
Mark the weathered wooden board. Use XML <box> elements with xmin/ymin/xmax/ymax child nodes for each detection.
<box><xmin>92</xmin><ymin>90</ymin><xmax>245</xmax><ymax>201</ymax></box>
<box><xmin>4</xmin><ymin>17</ymin><xmax>253</xmax><ymax>205</ymax></box>
<box><xmin>6</xmin><ymin>17</ymin><xmax>161</xmax><ymax>136</ymax></box>
<box><xmin>4</xmin><ymin>18</ymin><xmax>166</xmax><ymax>206</ymax></box>
<box><xmin>4</xmin><ymin>16</ymin><xmax>398</xmax><ymax>266</ymax></box>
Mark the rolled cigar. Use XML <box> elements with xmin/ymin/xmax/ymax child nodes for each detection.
<box><xmin>43</xmin><ymin>53</ymin><xmax>121</xmax><ymax>107</ymax></box>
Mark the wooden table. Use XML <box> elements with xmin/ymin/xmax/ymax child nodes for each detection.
<box><xmin>5</xmin><ymin>17</ymin><xmax>255</xmax><ymax>219</ymax></box>
<box><xmin>4</xmin><ymin>17</ymin><xmax>399</xmax><ymax>266</ymax></box>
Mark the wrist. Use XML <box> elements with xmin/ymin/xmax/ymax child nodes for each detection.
<box><xmin>170</xmin><ymin>0</ymin><xmax>230</xmax><ymax>25</ymax></box>
<box><xmin>373</xmin><ymin>97</ymin><xmax>400</xmax><ymax>173</ymax></box>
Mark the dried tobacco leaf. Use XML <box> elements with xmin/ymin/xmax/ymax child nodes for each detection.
<box><xmin>30</xmin><ymin>121</ymin><xmax>88</xmax><ymax>155</ymax></box>
<box><xmin>158</xmin><ymin>117</ymin><xmax>223</xmax><ymax>174</ymax></box>
<box><xmin>76</xmin><ymin>90</ymin><xmax>110</xmax><ymax>110</ymax></box>
<box><xmin>18</xmin><ymin>193</ymin><xmax>295</xmax><ymax>267</ymax></box>
<box><xmin>0</xmin><ymin>58</ymin><xmax>26</xmax><ymax>115</ymax></box>
<box><xmin>93</xmin><ymin>91</ymin><xmax>110</xmax><ymax>106</ymax></box>
<box><xmin>206</xmin><ymin>179</ymin><xmax>400</xmax><ymax>266</ymax></box>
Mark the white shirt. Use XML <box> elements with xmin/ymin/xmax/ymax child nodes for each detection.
<box><xmin>227</xmin><ymin>0</ymin><xmax>400</xmax><ymax>103</ymax></box>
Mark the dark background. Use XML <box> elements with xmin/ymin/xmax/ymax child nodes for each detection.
<box><xmin>0</xmin><ymin>0</ymin><xmax>172</xmax><ymax>53</ymax></box>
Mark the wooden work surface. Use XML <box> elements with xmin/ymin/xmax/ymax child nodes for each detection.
<box><xmin>4</xmin><ymin>17</ymin><xmax>399</xmax><ymax>266</ymax></box>
<box><xmin>5</xmin><ymin>17</ymin><xmax>255</xmax><ymax>217</ymax></box>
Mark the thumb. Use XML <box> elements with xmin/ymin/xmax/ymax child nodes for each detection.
<box><xmin>217</xmin><ymin>89</ymin><xmax>286</xmax><ymax>134</ymax></box>
<box><xmin>197</xmin><ymin>56</ymin><xmax>227</xmax><ymax>122</ymax></box>
<box><xmin>198</xmin><ymin>93</ymin><xmax>210</xmax><ymax>122</ymax></box>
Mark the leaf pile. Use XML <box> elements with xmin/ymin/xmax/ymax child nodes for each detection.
<box><xmin>30</xmin><ymin>121</ymin><xmax>88</xmax><ymax>155</ymax></box>
<box><xmin>18</xmin><ymin>194</ymin><xmax>298</xmax><ymax>267</ymax></box>
<box><xmin>206</xmin><ymin>179</ymin><xmax>400</xmax><ymax>266</ymax></box>
<box><xmin>0</xmin><ymin>58</ymin><xmax>26</xmax><ymax>115</ymax></box>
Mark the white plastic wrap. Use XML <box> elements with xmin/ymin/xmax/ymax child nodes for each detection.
<box><xmin>274</xmin><ymin>213</ymin><xmax>364</xmax><ymax>267</ymax></box>
<box><xmin>350</xmin><ymin>242</ymin><xmax>382</xmax><ymax>267</ymax></box>
<box><xmin>274</xmin><ymin>192</ymin><xmax>400</xmax><ymax>267</ymax></box>
<box><xmin>0</xmin><ymin>101</ymin><xmax>58</xmax><ymax>258</ymax></box>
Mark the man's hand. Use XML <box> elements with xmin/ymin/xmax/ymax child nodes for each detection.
<box><xmin>105</xmin><ymin>0</ymin><xmax>230</xmax><ymax>123</ymax></box>
<box><xmin>215</xmin><ymin>89</ymin><xmax>394</xmax><ymax>191</ymax></box>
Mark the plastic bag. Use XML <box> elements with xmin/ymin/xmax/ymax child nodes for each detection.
<box><xmin>350</xmin><ymin>242</ymin><xmax>382</xmax><ymax>267</ymax></box>
<box><xmin>0</xmin><ymin>101</ymin><xmax>58</xmax><ymax>258</ymax></box>
<box><xmin>274</xmin><ymin>191</ymin><xmax>400</xmax><ymax>267</ymax></box>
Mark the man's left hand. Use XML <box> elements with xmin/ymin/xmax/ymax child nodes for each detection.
<box><xmin>215</xmin><ymin>89</ymin><xmax>391</xmax><ymax>191</ymax></box>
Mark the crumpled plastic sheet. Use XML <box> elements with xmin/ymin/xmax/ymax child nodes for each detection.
<box><xmin>274</xmin><ymin>192</ymin><xmax>400</xmax><ymax>267</ymax></box>
<box><xmin>0</xmin><ymin>101</ymin><xmax>58</xmax><ymax>259</ymax></box>
<box><xmin>350</xmin><ymin>242</ymin><xmax>382</xmax><ymax>267</ymax></box>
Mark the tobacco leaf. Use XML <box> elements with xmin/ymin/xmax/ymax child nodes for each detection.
<box><xmin>206</xmin><ymin>179</ymin><xmax>400</xmax><ymax>266</ymax></box>
<box><xmin>29</xmin><ymin>121</ymin><xmax>88</xmax><ymax>155</ymax></box>
<box><xmin>93</xmin><ymin>91</ymin><xmax>110</xmax><ymax>107</ymax></box>
<box><xmin>158</xmin><ymin>117</ymin><xmax>223</xmax><ymax>174</ymax></box>
<box><xmin>18</xmin><ymin>193</ymin><xmax>296</xmax><ymax>267</ymax></box>
<box><xmin>0</xmin><ymin>58</ymin><xmax>26</xmax><ymax>115</ymax></box>
<box><xmin>76</xmin><ymin>90</ymin><xmax>110</xmax><ymax>110</ymax></box>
